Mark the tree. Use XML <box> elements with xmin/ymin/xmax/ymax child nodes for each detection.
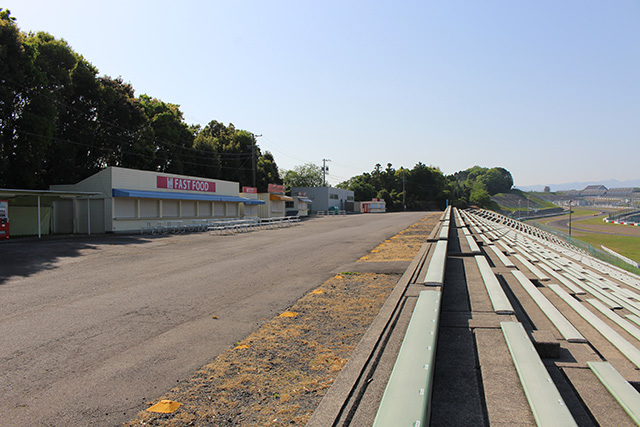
<box><xmin>0</xmin><ymin>10</ymin><xmax>283</xmax><ymax>190</ymax></box>
<box><xmin>256</xmin><ymin>151</ymin><xmax>281</xmax><ymax>192</ymax></box>
<box><xmin>482</xmin><ymin>167</ymin><xmax>513</xmax><ymax>195</ymax></box>
<box><xmin>95</xmin><ymin>76</ymin><xmax>153</xmax><ymax>170</ymax></box>
<box><xmin>337</xmin><ymin>174</ymin><xmax>377</xmax><ymax>201</ymax></box>
<box><xmin>469</xmin><ymin>182</ymin><xmax>490</xmax><ymax>206</ymax></box>
<box><xmin>282</xmin><ymin>163</ymin><xmax>323</xmax><ymax>189</ymax></box>
<box><xmin>139</xmin><ymin>95</ymin><xmax>195</xmax><ymax>175</ymax></box>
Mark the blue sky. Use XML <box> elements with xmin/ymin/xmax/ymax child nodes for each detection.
<box><xmin>4</xmin><ymin>0</ymin><xmax>639</xmax><ymax>187</ymax></box>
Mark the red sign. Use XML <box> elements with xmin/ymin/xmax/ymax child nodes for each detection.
<box><xmin>157</xmin><ymin>176</ymin><xmax>216</xmax><ymax>192</ymax></box>
<box><xmin>242</xmin><ymin>186</ymin><xmax>258</xmax><ymax>194</ymax></box>
<box><xmin>0</xmin><ymin>199</ymin><xmax>8</xmax><ymax>240</ymax></box>
<box><xmin>268</xmin><ymin>183</ymin><xmax>285</xmax><ymax>194</ymax></box>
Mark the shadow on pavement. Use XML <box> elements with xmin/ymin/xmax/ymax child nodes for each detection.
<box><xmin>0</xmin><ymin>234</ymin><xmax>160</xmax><ymax>285</ymax></box>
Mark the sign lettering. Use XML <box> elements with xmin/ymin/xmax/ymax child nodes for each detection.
<box><xmin>157</xmin><ymin>176</ymin><xmax>216</xmax><ymax>193</ymax></box>
<box><xmin>242</xmin><ymin>186</ymin><xmax>258</xmax><ymax>194</ymax></box>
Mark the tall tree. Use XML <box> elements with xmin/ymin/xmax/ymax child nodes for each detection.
<box><xmin>139</xmin><ymin>94</ymin><xmax>195</xmax><ymax>175</ymax></box>
<box><xmin>256</xmin><ymin>151</ymin><xmax>281</xmax><ymax>192</ymax></box>
<box><xmin>0</xmin><ymin>11</ymin><xmax>283</xmax><ymax>189</ymax></box>
<box><xmin>282</xmin><ymin>163</ymin><xmax>323</xmax><ymax>189</ymax></box>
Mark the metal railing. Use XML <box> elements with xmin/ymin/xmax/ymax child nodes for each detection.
<box><xmin>527</xmin><ymin>220</ymin><xmax>640</xmax><ymax>275</ymax></box>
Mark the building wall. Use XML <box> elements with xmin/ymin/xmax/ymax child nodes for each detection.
<box><xmin>51</xmin><ymin>166</ymin><xmax>246</xmax><ymax>233</ymax></box>
<box><xmin>239</xmin><ymin>192</ymin><xmax>260</xmax><ymax>218</ymax></box>
<box><xmin>291</xmin><ymin>187</ymin><xmax>355</xmax><ymax>213</ymax></box>
<box><xmin>257</xmin><ymin>194</ymin><xmax>287</xmax><ymax>218</ymax></box>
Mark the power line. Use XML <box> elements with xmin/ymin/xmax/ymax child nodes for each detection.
<box><xmin>13</xmin><ymin>129</ymin><xmax>255</xmax><ymax>172</ymax></box>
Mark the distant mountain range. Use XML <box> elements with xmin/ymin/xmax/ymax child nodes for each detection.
<box><xmin>516</xmin><ymin>179</ymin><xmax>640</xmax><ymax>192</ymax></box>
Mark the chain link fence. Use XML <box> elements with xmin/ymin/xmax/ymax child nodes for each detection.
<box><xmin>527</xmin><ymin>220</ymin><xmax>640</xmax><ymax>276</ymax></box>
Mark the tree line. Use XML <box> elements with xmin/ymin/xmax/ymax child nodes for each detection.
<box><xmin>1</xmin><ymin>10</ymin><xmax>513</xmax><ymax>211</ymax></box>
<box><xmin>0</xmin><ymin>10</ymin><xmax>281</xmax><ymax>191</ymax></box>
<box><xmin>336</xmin><ymin>163</ymin><xmax>513</xmax><ymax>211</ymax></box>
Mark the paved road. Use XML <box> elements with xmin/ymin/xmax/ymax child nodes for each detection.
<box><xmin>0</xmin><ymin>212</ymin><xmax>426</xmax><ymax>427</ymax></box>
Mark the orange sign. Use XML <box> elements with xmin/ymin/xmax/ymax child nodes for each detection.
<box><xmin>268</xmin><ymin>184</ymin><xmax>285</xmax><ymax>194</ymax></box>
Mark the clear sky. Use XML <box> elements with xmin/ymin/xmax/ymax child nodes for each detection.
<box><xmin>4</xmin><ymin>0</ymin><xmax>639</xmax><ymax>187</ymax></box>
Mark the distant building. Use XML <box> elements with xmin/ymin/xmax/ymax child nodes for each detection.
<box><xmin>287</xmin><ymin>192</ymin><xmax>312</xmax><ymax>217</ymax></box>
<box><xmin>291</xmin><ymin>187</ymin><xmax>354</xmax><ymax>213</ymax></box>
<box><xmin>355</xmin><ymin>199</ymin><xmax>386</xmax><ymax>213</ymax></box>
<box><xmin>543</xmin><ymin>186</ymin><xmax>550</xmax><ymax>193</ymax></box>
<box><xmin>580</xmin><ymin>185</ymin><xmax>607</xmax><ymax>197</ymax></box>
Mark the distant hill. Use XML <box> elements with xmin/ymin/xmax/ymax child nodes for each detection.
<box><xmin>516</xmin><ymin>178</ymin><xmax>640</xmax><ymax>192</ymax></box>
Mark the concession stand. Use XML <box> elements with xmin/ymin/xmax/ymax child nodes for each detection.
<box><xmin>257</xmin><ymin>184</ymin><xmax>293</xmax><ymax>218</ymax></box>
<box><xmin>50</xmin><ymin>166</ymin><xmax>263</xmax><ymax>233</ymax></box>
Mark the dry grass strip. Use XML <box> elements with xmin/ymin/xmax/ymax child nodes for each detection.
<box><xmin>359</xmin><ymin>213</ymin><xmax>441</xmax><ymax>262</ymax></box>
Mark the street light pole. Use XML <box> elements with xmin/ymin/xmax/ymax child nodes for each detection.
<box><xmin>402</xmin><ymin>167</ymin><xmax>406</xmax><ymax>211</ymax></box>
<box><xmin>569</xmin><ymin>199</ymin><xmax>572</xmax><ymax>237</ymax></box>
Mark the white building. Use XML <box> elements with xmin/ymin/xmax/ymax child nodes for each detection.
<box><xmin>291</xmin><ymin>187</ymin><xmax>354</xmax><ymax>213</ymax></box>
<box><xmin>50</xmin><ymin>167</ymin><xmax>264</xmax><ymax>233</ymax></box>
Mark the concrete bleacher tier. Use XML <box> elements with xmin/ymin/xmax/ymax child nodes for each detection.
<box><xmin>308</xmin><ymin>207</ymin><xmax>640</xmax><ymax>427</ymax></box>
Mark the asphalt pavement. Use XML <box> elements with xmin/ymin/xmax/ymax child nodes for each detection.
<box><xmin>0</xmin><ymin>212</ymin><xmax>426</xmax><ymax>427</ymax></box>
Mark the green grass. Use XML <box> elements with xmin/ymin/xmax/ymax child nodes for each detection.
<box><xmin>572</xmin><ymin>233</ymin><xmax>640</xmax><ymax>263</ymax></box>
<box><xmin>526</xmin><ymin>194</ymin><xmax>556</xmax><ymax>209</ymax></box>
<box><xmin>535</xmin><ymin>210</ymin><xmax>640</xmax><ymax>263</ymax></box>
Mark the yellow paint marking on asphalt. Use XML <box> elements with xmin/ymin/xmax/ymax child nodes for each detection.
<box><xmin>312</xmin><ymin>289</ymin><xmax>325</xmax><ymax>294</ymax></box>
<box><xmin>234</xmin><ymin>344</ymin><xmax>250</xmax><ymax>350</ymax></box>
<box><xmin>146</xmin><ymin>400</ymin><xmax>182</xmax><ymax>413</ymax></box>
<box><xmin>280</xmin><ymin>311</ymin><xmax>299</xmax><ymax>318</ymax></box>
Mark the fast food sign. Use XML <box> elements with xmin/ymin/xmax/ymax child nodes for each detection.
<box><xmin>157</xmin><ymin>176</ymin><xmax>216</xmax><ymax>192</ymax></box>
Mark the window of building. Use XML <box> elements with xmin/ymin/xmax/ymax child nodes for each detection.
<box><xmin>181</xmin><ymin>201</ymin><xmax>197</xmax><ymax>217</ymax></box>
<box><xmin>162</xmin><ymin>200</ymin><xmax>179</xmax><ymax>217</ymax></box>
<box><xmin>139</xmin><ymin>199</ymin><xmax>159</xmax><ymax>218</ymax></box>
<box><xmin>329</xmin><ymin>194</ymin><xmax>339</xmax><ymax>200</ymax></box>
<box><xmin>199</xmin><ymin>201</ymin><xmax>212</xmax><ymax>217</ymax></box>
<box><xmin>285</xmin><ymin>201</ymin><xmax>294</xmax><ymax>208</ymax></box>
<box><xmin>214</xmin><ymin>202</ymin><xmax>226</xmax><ymax>217</ymax></box>
<box><xmin>114</xmin><ymin>198</ymin><xmax>137</xmax><ymax>218</ymax></box>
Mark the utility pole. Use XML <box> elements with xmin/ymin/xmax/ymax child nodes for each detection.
<box><xmin>402</xmin><ymin>167</ymin><xmax>406</xmax><ymax>211</ymax></box>
<box><xmin>322</xmin><ymin>158</ymin><xmax>331</xmax><ymax>186</ymax></box>
<box><xmin>251</xmin><ymin>134</ymin><xmax>262</xmax><ymax>188</ymax></box>
<box><xmin>568</xmin><ymin>199</ymin><xmax>572</xmax><ymax>237</ymax></box>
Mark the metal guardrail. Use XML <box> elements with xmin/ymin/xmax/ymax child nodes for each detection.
<box><xmin>140</xmin><ymin>216</ymin><xmax>301</xmax><ymax>236</ymax></box>
<box><xmin>208</xmin><ymin>216</ymin><xmax>300</xmax><ymax>235</ymax></box>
